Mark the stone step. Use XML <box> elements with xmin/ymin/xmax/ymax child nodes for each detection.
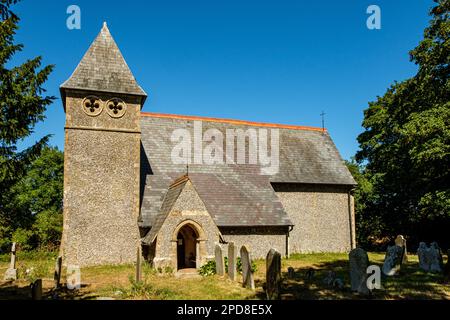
<box><xmin>175</xmin><ymin>268</ymin><xmax>201</xmax><ymax>279</ymax></box>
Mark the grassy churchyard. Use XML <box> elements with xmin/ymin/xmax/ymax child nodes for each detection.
<box><xmin>0</xmin><ymin>251</ymin><xmax>448</xmax><ymax>300</ymax></box>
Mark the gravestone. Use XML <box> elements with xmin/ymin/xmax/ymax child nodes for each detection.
<box><xmin>240</xmin><ymin>246</ymin><xmax>255</xmax><ymax>290</ymax></box>
<box><xmin>429</xmin><ymin>242</ymin><xmax>444</xmax><ymax>273</ymax></box>
<box><xmin>349</xmin><ymin>247</ymin><xmax>370</xmax><ymax>294</ymax></box>
<box><xmin>382</xmin><ymin>245</ymin><xmax>403</xmax><ymax>276</ymax></box>
<box><xmin>136</xmin><ymin>245</ymin><xmax>142</xmax><ymax>282</ymax></box>
<box><xmin>417</xmin><ymin>242</ymin><xmax>444</xmax><ymax>273</ymax></box>
<box><xmin>215</xmin><ymin>245</ymin><xmax>225</xmax><ymax>276</ymax></box>
<box><xmin>394</xmin><ymin>235</ymin><xmax>408</xmax><ymax>263</ymax></box>
<box><xmin>3</xmin><ymin>242</ymin><xmax>17</xmax><ymax>281</ymax></box>
<box><xmin>31</xmin><ymin>279</ymin><xmax>42</xmax><ymax>300</ymax></box>
<box><xmin>66</xmin><ymin>265</ymin><xmax>81</xmax><ymax>290</ymax></box>
<box><xmin>287</xmin><ymin>267</ymin><xmax>295</xmax><ymax>279</ymax></box>
<box><xmin>227</xmin><ymin>242</ymin><xmax>237</xmax><ymax>281</ymax></box>
<box><xmin>417</xmin><ymin>242</ymin><xmax>429</xmax><ymax>271</ymax></box>
<box><xmin>265</xmin><ymin>249</ymin><xmax>281</xmax><ymax>300</ymax></box>
<box><xmin>54</xmin><ymin>256</ymin><xmax>62</xmax><ymax>289</ymax></box>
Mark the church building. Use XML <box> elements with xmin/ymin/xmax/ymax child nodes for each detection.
<box><xmin>59</xmin><ymin>23</ymin><xmax>356</xmax><ymax>268</ymax></box>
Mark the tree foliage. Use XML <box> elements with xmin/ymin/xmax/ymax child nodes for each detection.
<box><xmin>0</xmin><ymin>0</ymin><xmax>56</xmax><ymax>252</ymax></box>
<box><xmin>354</xmin><ymin>0</ymin><xmax>449</xmax><ymax>249</ymax></box>
<box><xmin>0</xmin><ymin>146</ymin><xmax>63</xmax><ymax>252</ymax></box>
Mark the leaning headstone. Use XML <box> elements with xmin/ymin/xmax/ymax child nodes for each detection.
<box><xmin>266</xmin><ymin>249</ymin><xmax>281</xmax><ymax>300</ymax></box>
<box><xmin>215</xmin><ymin>245</ymin><xmax>225</xmax><ymax>276</ymax></box>
<box><xmin>417</xmin><ymin>242</ymin><xmax>429</xmax><ymax>271</ymax></box>
<box><xmin>429</xmin><ymin>242</ymin><xmax>444</xmax><ymax>273</ymax></box>
<box><xmin>395</xmin><ymin>235</ymin><xmax>408</xmax><ymax>263</ymax></box>
<box><xmin>240</xmin><ymin>246</ymin><xmax>255</xmax><ymax>290</ymax></box>
<box><xmin>382</xmin><ymin>245</ymin><xmax>403</xmax><ymax>276</ymax></box>
<box><xmin>66</xmin><ymin>265</ymin><xmax>81</xmax><ymax>290</ymax></box>
<box><xmin>31</xmin><ymin>279</ymin><xmax>42</xmax><ymax>300</ymax></box>
<box><xmin>3</xmin><ymin>242</ymin><xmax>17</xmax><ymax>281</ymax></box>
<box><xmin>287</xmin><ymin>267</ymin><xmax>295</xmax><ymax>279</ymax></box>
<box><xmin>227</xmin><ymin>242</ymin><xmax>237</xmax><ymax>281</ymax></box>
<box><xmin>136</xmin><ymin>246</ymin><xmax>142</xmax><ymax>282</ymax></box>
<box><xmin>54</xmin><ymin>256</ymin><xmax>62</xmax><ymax>289</ymax></box>
<box><xmin>349</xmin><ymin>247</ymin><xmax>370</xmax><ymax>294</ymax></box>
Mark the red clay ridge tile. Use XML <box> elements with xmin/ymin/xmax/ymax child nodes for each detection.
<box><xmin>141</xmin><ymin>112</ymin><xmax>326</xmax><ymax>132</ymax></box>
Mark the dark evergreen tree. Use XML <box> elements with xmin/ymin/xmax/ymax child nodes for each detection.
<box><xmin>0</xmin><ymin>0</ymin><xmax>55</xmax><ymax>251</ymax></box>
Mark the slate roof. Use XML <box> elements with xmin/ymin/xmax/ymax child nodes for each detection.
<box><xmin>140</xmin><ymin>113</ymin><xmax>356</xmax><ymax>228</ymax></box>
<box><xmin>143</xmin><ymin>176</ymin><xmax>190</xmax><ymax>244</ymax></box>
<box><xmin>60</xmin><ymin>22</ymin><xmax>146</xmax><ymax>102</ymax></box>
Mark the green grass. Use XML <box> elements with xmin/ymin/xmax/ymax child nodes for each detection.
<box><xmin>0</xmin><ymin>251</ymin><xmax>448</xmax><ymax>300</ymax></box>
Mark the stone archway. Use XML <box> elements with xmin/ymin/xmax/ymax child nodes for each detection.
<box><xmin>172</xmin><ymin>220</ymin><xmax>207</xmax><ymax>270</ymax></box>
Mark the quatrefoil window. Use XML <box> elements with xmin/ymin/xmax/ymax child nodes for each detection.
<box><xmin>106</xmin><ymin>98</ymin><xmax>127</xmax><ymax>118</ymax></box>
<box><xmin>82</xmin><ymin>96</ymin><xmax>103</xmax><ymax>116</ymax></box>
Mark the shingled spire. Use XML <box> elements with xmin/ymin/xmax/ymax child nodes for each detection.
<box><xmin>60</xmin><ymin>22</ymin><xmax>146</xmax><ymax>104</ymax></box>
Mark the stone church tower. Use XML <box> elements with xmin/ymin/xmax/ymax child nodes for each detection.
<box><xmin>59</xmin><ymin>23</ymin><xmax>147</xmax><ymax>266</ymax></box>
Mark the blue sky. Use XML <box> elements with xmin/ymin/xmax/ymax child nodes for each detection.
<box><xmin>12</xmin><ymin>0</ymin><xmax>433</xmax><ymax>160</ymax></box>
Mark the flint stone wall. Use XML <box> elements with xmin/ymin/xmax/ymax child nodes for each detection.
<box><xmin>60</xmin><ymin>91</ymin><xmax>142</xmax><ymax>267</ymax></box>
<box><xmin>272</xmin><ymin>183</ymin><xmax>355</xmax><ymax>253</ymax></box>
<box><xmin>220</xmin><ymin>227</ymin><xmax>287</xmax><ymax>259</ymax></box>
<box><xmin>152</xmin><ymin>182</ymin><xmax>221</xmax><ymax>269</ymax></box>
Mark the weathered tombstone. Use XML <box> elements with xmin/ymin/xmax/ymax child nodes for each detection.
<box><xmin>66</xmin><ymin>265</ymin><xmax>81</xmax><ymax>290</ymax></box>
<box><xmin>265</xmin><ymin>249</ymin><xmax>281</xmax><ymax>300</ymax></box>
<box><xmin>31</xmin><ymin>279</ymin><xmax>42</xmax><ymax>300</ymax></box>
<box><xmin>417</xmin><ymin>242</ymin><xmax>429</xmax><ymax>271</ymax></box>
<box><xmin>227</xmin><ymin>242</ymin><xmax>237</xmax><ymax>281</ymax></box>
<box><xmin>395</xmin><ymin>235</ymin><xmax>408</xmax><ymax>263</ymax></box>
<box><xmin>215</xmin><ymin>244</ymin><xmax>225</xmax><ymax>276</ymax></box>
<box><xmin>429</xmin><ymin>242</ymin><xmax>444</xmax><ymax>273</ymax></box>
<box><xmin>136</xmin><ymin>245</ymin><xmax>142</xmax><ymax>282</ymax></box>
<box><xmin>3</xmin><ymin>242</ymin><xmax>17</xmax><ymax>281</ymax></box>
<box><xmin>287</xmin><ymin>267</ymin><xmax>295</xmax><ymax>279</ymax></box>
<box><xmin>349</xmin><ymin>247</ymin><xmax>370</xmax><ymax>294</ymax></box>
<box><xmin>418</xmin><ymin>242</ymin><xmax>444</xmax><ymax>273</ymax></box>
<box><xmin>54</xmin><ymin>256</ymin><xmax>62</xmax><ymax>289</ymax></box>
<box><xmin>382</xmin><ymin>245</ymin><xmax>403</xmax><ymax>276</ymax></box>
<box><xmin>240</xmin><ymin>246</ymin><xmax>255</xmax><ymax>290</ymax></box>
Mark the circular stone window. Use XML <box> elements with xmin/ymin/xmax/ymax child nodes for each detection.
<box><xmin>82</xmin><ymin>96</ymin><xmax>103</xmax><ymax>116</ymax></box>
<box><xmin>106</xmin><ymin>98</ymin><xmax>127</xmax><ymax>118</ymax></box>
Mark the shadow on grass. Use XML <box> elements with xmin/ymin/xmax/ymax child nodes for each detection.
<box><xmin>252</xmin><ymin>258</ymin><xmax>449</xmax><ymax>300</ymax></box>
<box><xmin>0</xmin><ymin>281</ymin><xmax>96</xmax><ymax>300</ymax></box>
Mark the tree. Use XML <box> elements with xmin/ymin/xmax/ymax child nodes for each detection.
<box><xmin>355</xmin><ymin>0</ymin><xmax>449</xmax><ymax>248</ymax></box>
<box><xmin>0</xmin><ymin>0</ymin><xmax>55</xmax><ymax>251</ymax></box>
<box><xmin>2</xmin><ymin>147</ymin><xmax>63</xmax><ymax>251</ymax></box>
